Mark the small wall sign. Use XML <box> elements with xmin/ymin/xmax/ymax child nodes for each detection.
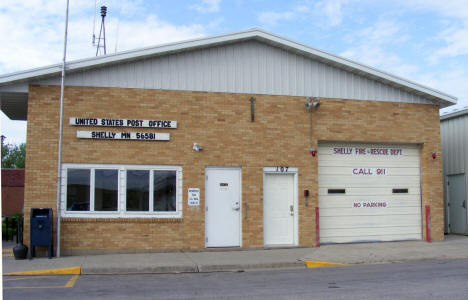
<box><xmin>188</xmin><ymin>188</ymin><xmax>200</xmax><ymax>206</ymax></box>
<box><xmin>77</xmin><ymin>131</ymin><xmax>170</xmax><ymax>141</ymax></box>
<box><xmin>333</xmin><ymin>147</ymin><xmax>403</xmax><ymax>156</ymax></box>
<box><xmin>263</xmin><ymin>166</ymin><xmax>298</xmax><ymax>173</ymax></box>
<box><xmin>70</xmin><ymin>117</ymin><xmax>177</xmax><ymax>128</ymax></box>
<box><xmin>352</xmin><ymin>201</ymin><xmax>388</xmax><ymax>208</ymax></box>
<box><xmin>352</xmin><ymin>168</ymin><xmax>388</xmax><ymax>176</ymax></box>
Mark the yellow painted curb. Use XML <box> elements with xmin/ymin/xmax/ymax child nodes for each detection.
<box><xmin>304</xmin><ymin>261</ymin><xmax>349</xmax><ymax>268</ymax></box>
<box><xmin>5</xmin><ymin>267</ymin><xmax>81</xmax><ymax>275</ymax></box>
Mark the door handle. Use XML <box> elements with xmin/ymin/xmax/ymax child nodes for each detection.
<box><xmin>290</xmin><ymin>205</ymin><xmax>294</xmax><ymax>216</ymax></box>
<box><xmin>463</xmin><ymin>200</ymin><xmax>466</xmax><ymax>209</ymax></box>
<box><xmin>233</xmin><ymin>202</ymin><xmax>240</xmax><ymax>211</ymax></box>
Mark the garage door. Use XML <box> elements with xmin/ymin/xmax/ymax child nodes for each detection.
<box><xmin>318</xmin><ymin>143</ymin><xmax>422</xmax><ymax>243</ymax></box>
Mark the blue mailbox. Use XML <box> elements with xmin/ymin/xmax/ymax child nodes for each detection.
<box><xmin>30</xmin><ymin>208</ymin><xmax>53</xmax><ymax>259</ymax></box>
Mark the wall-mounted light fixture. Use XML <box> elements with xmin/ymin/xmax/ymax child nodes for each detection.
<box><xmin>305</xmin><ymin>97</ymin><xmax>320</xmax><ymax>110</ymax></box>
<box><xmin>193</xmin><ymin>143</ymin><xmax>203</xmax><ymax>152</ymax></box>
<box><xmin>432</xmin><ymin>152</ymin><xmax>436</xmax><ymax>159</ymax></box>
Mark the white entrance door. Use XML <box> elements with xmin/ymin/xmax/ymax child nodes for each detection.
<box><xmin>205</xmin><ymin>167</ymin><xmax>241</xmax><ymax>247</ymax></box>
<box><xmin>264</xmin><ymin>173</ymin><xmax>295</xmax><ymax>246</ymax></box>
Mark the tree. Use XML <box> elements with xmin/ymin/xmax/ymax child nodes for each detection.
<box><xmin>1</xmin><ymin>142</ymin><xmax>26</xmax><ymax>169</ymax></box>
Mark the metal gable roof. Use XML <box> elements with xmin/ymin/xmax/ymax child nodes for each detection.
<box><xmin>0</xmin><ymin>28</ymin><xmax>458</xmax><ymax>117</ymax></box>
<box><xmin>440</xmin><ymin>107</ymin><xmax>468</xmax><ymax>121</ymax></box>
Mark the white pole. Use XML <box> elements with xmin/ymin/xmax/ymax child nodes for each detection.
<box><xmin>56</xmin><ymin>0</ymin><xmax>70</xmax><ymax>258</ymax></box>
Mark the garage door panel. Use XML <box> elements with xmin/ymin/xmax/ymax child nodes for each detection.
<box><xmin>318</xmin><ymin>156</ymin><xmax>420</xmax><ymax>166</ymax></box>
<box><xmin>319</xmin><ymin>187</ymin><xmax>420</xmax><ymax>196</ymax></box>
<box><xmin>321</xmin><ymin>226</ymin><xmax>422</xmax><ymax>238</ymax></box>
<box><xmin>321</xmin><ymin>214</ymin><xmax>421</xmax><ymax>227</ymax></box>
<box><xmin>319</xmin><ymin>196</ymin><xmax>422</xmax><ymax>208</ymax></box>
<box><xmin>318</xmin><ymin>166</ymin><xmax>421</xmax><ymax>176</ymax></box>
<box><xmin>319</xmin><ymin>175</ymin><xmax>420</xmax><ymax>186</ymax></box>
<box><xmin>321</xmin><ymin>233</ymin><xmax>421</xmax><ymax>244</ymax></box>
<box><xmin>320</xmin><ymin>207</ymin><xmax>421</xmax><ymax>217</ymax></box>
<box><xmin>318</xmin><ymin>145</ymin><xmax>420</xmax><ymax>156</ymax></box>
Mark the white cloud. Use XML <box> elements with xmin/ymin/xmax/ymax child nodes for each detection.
<box><xmin>340</xmin><ymin>19</ymin><xmax>417</xmax><ymax>78</ymax></box>
<box><xmin>190</xmin><ymin>0</ymin><xmax>221</xmax><ymax>13</ymax></box>
<box><xmin>416</xmin><ymin>65</ymin><xmax>468</xmax><ymax>112</ymax></box>
<box><xmin>314</xmin><ymin>0</ymin><xmax>348</xmax><ymax>26</ymax></box>
<box><xmin>258</xmin><ymin>11</ymin><xmax>296</xmax><ymax>27</ymax></box>
<box><xmin>397</xmin><ymin>0</ymin><xmax>468</xmax><ymax>63</ymax></box>
<box><xmin>401</xmin><ymin>0</ymin><xmax>468</xmax><ymax>20</ymax></box>
<box><xmin>105</xmin><ymin>16</ymin><xmax>205</xmax><ymax>54</ymax></box>
<box><xmin>0</xmin><ymin>0</ymin><xmax>207</xmax><ymax>74</ymax></box>
<box><xmin>258</xmin><ymin>0</ymin><xmax>348</xmax><ymax>28</ymax></box>
<box><xmin>429</xmin><ymin>25</ymin><xmax>468</xmax><ymax>63</ymax></box>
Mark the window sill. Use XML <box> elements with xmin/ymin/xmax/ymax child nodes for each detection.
<box><xmin>61</xmin><ymin>217</ymin><xmax>183</xmax><ymax>223</ymax></box>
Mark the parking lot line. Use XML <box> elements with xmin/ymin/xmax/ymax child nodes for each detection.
<box><xmin>4</xmin><ymin>276</ymin><xmax>55</xmax><ymax>281</ymax></box>
<box><xmin>3</xmin><ymin>275</ymin><xmax>80</xmax><ymax>289</ymax></box>
<box><xmin>64</xmin><ymin>275</ymin><xmax>79</xmax><ymax>288</ymax></box>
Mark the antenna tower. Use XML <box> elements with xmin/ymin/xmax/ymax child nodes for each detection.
<box><xmin>95</xmin><ymin>5</ymin><xmax>107</xmax><ymax>56</ymax></box>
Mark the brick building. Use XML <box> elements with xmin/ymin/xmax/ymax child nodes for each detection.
<box><xmin>0</xmin><ymin>29</ymin><xmax>457</xmax><ymax>255</ymax></box>
<box><xmin>1</xmin><ymin>169</ymin><xmax>25</xmax><ymax>216</ymax></box>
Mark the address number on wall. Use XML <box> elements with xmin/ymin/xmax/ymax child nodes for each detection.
<box><xmin>275</xmin><ymin>166</ymin><xmax>289</xmax><ymax>172</ymax></box>
<box><xmin>263</xmin><ymin>166</ymin><xmax>297</xmax><ymax>173</ymax></box>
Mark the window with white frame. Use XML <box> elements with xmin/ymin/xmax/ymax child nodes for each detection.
<box><xmin>62</xmin><ymin>164</ymin><xmax>182</xmax><ymax>218</ymax></box>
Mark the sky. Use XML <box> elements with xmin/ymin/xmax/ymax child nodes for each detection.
<box><xmin>1</xmin><ymin>0</ymin><xmax>468</xmax><ymax>145</ymax></box>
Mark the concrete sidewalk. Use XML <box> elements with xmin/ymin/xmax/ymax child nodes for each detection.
<box><xmin>3</xmin><ymin>235</ymin><xmax>468</xmax><ymax>275</ymax></box>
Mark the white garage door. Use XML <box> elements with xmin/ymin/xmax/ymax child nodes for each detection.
<box><xmin>318</xmin><ymin>143</ymin><xmax>422</xmax><ymax>244</ymax></box>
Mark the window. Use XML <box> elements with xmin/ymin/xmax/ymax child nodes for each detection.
<box><xmin>63</xmin><ymin>164</ymin><xmax>182</xmax><ymax>218</ymax></box>
<box><xmin>126</xmin><ymin>170</ymin><xmax>150</xmax><ymax>211</ymax></box>
<box><xmin>392</xmin><ymin>188</ymin><xmax>409</xmax><ymax>194</ymax></box>
<box><xmin>95</xmin><ymin>169</ymin><xmax>118</xmax><ymax>211</ymax></box>
<box><xmin>154</xmin><ymin>170</ymin><xmax>176</xmax><ymax>211</ymax></box>
<box><xmin>328</xmin><ymin>189</ymin><xmax>346</xmax><ymax>194</ymax></box>
<box><xmin>67</xmin><ymin>169</ymin><xmax>90</xmax><ymax>211</ymax></box>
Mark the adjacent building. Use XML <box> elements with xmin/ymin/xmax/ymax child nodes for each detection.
<box><xmin>0</xmin><ymin>29</ymin><xmax>456</xmax><ymax>255</ymax></box>
<box><xmin>441</xmin><ymin>108</ymin><xmax>468</xmax><ymax>235</ymax></box>
<box><xmin>1</xmin><ymin>169</ymin><xmax>25</xmax><ymax>216</ymax></box>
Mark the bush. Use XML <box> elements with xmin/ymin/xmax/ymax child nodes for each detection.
<box><xmin>2</xmin><ymin>213</ymin><xmax>23</xmax><ymax>240</ymax></box>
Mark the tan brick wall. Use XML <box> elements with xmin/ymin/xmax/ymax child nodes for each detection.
<box><xmin>23</xmin><ymin>85</ymin><xmax>443</xmax><ymax>253</ymax></box>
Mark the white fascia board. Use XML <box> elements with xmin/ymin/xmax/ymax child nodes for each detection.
<box><xmin>0</xmin><ymin>28</ymin><xmax>458</xmax><ymax>105</ymax></box>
